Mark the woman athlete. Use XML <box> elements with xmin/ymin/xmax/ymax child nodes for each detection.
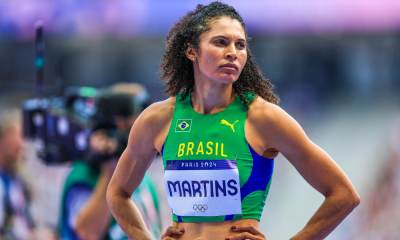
<box><xmin>106</xmin><ymin>2</ymin><xmax>360</xmax><ymax>240</ymax></box>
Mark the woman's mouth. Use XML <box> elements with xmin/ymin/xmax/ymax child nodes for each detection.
<box><xmin>220</xmin><ymin>63</ymin><xmax>238</xmax><ymax>71</ymax></box>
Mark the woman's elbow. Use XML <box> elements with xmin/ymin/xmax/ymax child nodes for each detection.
<box><xmin>349</xmin><ymin>190</ymin><xmax>361</xmax><ymax>209</ymax></box>
<box><xmin>106</xmin><ymin>183</ymin><xmax>118</xmax><ymax>209</ymax></box>
<box><xmin>106</xmin><ymin>185</ymin><xmax>112</xmax><ymax>208</ymax></box>
<box><xmin>106</xmin><ymin>182</ymin><xmax>131</xmax><ymax>209</ymax></box>
<box><xmin>340</xmin><ymin>186</ymin><xmax>360</xmax><ymax>211</ymax></box>
<box><xmin>328</xmin><ymin>185</ymin><xmax>361</xmax><ymax>211</ymax></box>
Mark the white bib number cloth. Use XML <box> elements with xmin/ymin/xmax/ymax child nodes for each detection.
<box><xmin>164</xmin><ymin>159</ymin><xmax>242</xmax><ymax>217</ymax></box>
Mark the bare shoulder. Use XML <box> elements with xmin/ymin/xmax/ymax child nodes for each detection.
<box><xmin>132</xmin><ymin>97</ymin><xmax>176</xmax><ymax>152</ymax></box>
<box><xmin>139</xmin><ymin>97</ymin><xmax>176</xmax><ymax>124</ymax></box>
<box><xmin>247</xmin><ymin>96</ymin><xmax>288</xmax><ymax>127</ymax></box>
<box><xmin>246</xmin><ymin>96</ymin><xmax>305</xmax><ymax>151</ymax></box>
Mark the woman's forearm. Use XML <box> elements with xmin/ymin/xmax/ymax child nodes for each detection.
<box><xmin>290</xmin><ymin>190</ymin><xmax>360</xmax><ymax>240</ymax></box>
<box><xmin>106</xmin><ymin>189</ymin><xmax>153</xmax><ymax>240</ymax></box>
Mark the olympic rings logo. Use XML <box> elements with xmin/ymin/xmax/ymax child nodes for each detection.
<box><xmin>193</xmin><ymin>204</ymin><xmax>208</xmax><ymax>213</ymax></box>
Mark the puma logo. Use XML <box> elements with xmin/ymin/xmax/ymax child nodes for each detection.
<box><xmin>220</xmin><ymin>119</ymin><xmax>239</xmax><ymax>132</ymax></box>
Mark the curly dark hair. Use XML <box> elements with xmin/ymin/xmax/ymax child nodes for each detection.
<box><xmin>160</xmin><ymin>1</ymin><xmax>280</xmax><ymax>107</ymax></box>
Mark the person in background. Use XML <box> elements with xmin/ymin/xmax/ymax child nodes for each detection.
<box><xmin>0</xmin><ymin>109</ymin><xmax>32</xmax><ymax>239</ymax></box>
<box><xmin>59</xmin><ymin>83</ymin><xmax>161</xmax><ymax>240</ymax></box>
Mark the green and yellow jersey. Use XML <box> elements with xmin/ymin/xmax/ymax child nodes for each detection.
<box><xmin>162</xmin><ymin>92</ymin><xmax>274</xmax><ymax>222</ymax></box>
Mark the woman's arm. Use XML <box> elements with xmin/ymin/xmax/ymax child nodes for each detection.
<box><xmin>106</xmin><ymin>145</ymin><xmax>156</xmax><ymax>240</ymax></box>
<box><xmin>247</xmin><ymin>99</ymin><xmax>360</xmax><ymax>240</ymax></box>
<box><xmin>106</xmin><ymin>100</ymin><xmax>174</xmax><ymax>240</ymax></box>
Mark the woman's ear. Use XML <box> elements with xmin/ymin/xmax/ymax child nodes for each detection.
<box><xmin>185</xmin><ymin>43</ymin><xmax>197</xmax><ymax>62</ymax></box>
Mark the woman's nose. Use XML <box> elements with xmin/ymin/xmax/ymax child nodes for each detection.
<box><xmin>225</xmin><ymin>44</ymin><xmax>238</xmax><ymax>60</ymax></box>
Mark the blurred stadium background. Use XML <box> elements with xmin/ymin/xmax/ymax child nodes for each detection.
<box><xmin>1</xmin><ymin>0</ymin><xmax>399</xmax><ymax>239</ymax></box>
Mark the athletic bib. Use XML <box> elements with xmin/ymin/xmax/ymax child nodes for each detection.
<box><xmin>164</xmin><ymin>159</ymin><xmax>242</xmax><ymax>217</ymax></box>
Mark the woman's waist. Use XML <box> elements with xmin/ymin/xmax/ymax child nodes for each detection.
<box><xmin>171</xmin><ymin>218</ymin><xmax>259</xmax><ymax>240</ymax></box>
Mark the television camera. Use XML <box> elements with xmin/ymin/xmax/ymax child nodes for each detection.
<box><xmin>23</xmin><ymin>85</ymin><xmax>150</xmax><ymax>164</ymax></box>
<box><xmin>23</xmin><ymin>21</ymin><xmax>150</xmax><ymax>164</ymax></box>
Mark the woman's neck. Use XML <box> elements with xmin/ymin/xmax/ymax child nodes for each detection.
<box><xmin>191</xmin><ymin>79</ymin><xmax>236</xmax><ymax>114</ymax></box>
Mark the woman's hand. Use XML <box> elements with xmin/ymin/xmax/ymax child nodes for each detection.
<box><xmin>225</xmin><ymin>224</ymin><xmax>267</xmax><ymax>240</ymax></box>
<box><xmin>161</xmin><ymin>226</ymin><xmax>185</xmax><ymax>240</ymax></box>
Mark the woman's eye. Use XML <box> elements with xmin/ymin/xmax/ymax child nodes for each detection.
<box><xmin>237</xmin><ymin>42</ymin><xmax>245</xmax><ymax>48</ymax></box>
<box><xmin>215</xmin><ymin>40</ymin><xmax>225</xmax><ymax>45</ymax></box>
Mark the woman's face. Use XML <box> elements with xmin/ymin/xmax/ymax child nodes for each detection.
<box><xmin>194</xmin><ymin>16</ymin><xmax>247</xmax><ymax>84</ymax></box>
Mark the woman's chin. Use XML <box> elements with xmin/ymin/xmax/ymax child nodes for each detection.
<box><xmin>212</xmin><ymin>75</ymin><xmax>238</xmax><ymax>84</ymax></box>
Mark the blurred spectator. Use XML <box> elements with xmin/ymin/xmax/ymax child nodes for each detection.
<box><xmin>59</xmin><ymin>83</ymin><xmax>161</xmax><ymax>240</ymax></box>
<box><xmin>347</xmin><ymin>111</ymin><xmax>400</xmax><ymax>239</ymax></box>
<box><xmin>0</xmin><ymin>109</ymin><xmax>32</xmax><ymax>239</ymax></box>
<box><xmin>0</xmin><ymin>92</ymin><xmax>61</xmax><ymax>240</ymax></box>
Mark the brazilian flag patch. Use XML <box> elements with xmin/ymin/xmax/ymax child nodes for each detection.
<box><xmin>175</xmin><ymin>119</ymin><xmax>192</xmax><ymax>132</ymax></box>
